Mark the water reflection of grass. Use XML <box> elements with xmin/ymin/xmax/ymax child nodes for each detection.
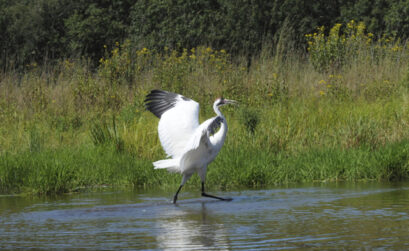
<box><xmin>1</xmin><ymin>34</ymin><xmax>409</xmax><ymax>195</ymax></box>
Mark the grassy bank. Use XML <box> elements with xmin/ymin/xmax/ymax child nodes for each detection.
<box><xmin>1</xmin><ymin>138</ymin><xmax>409</xmax><ymax>195</ymax></box>
<box><xmin>1</xmin><ymin>22</ymin><xmax>409</xmax><ymax>195</ymax></box>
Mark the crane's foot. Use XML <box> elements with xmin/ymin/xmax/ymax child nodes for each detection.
<box><xmin>201</xmin><ymin>182</ymin><xmax>232</xmax><ymax>201</ymax></box>
<box><xmin>202</xmin><ymin>192</ymin><xmax>232</xmax><ymax>201</ymax></box>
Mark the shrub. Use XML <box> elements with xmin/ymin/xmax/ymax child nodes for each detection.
<box><xmin>306</xmin><ymin>20</ymin><xmax>405</xmax><ymax>73</ymax></box>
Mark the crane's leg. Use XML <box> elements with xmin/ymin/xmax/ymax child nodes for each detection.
<box><xmin>201</xmin><ymin>182</ymin><xmax>232</xmax><ymax>201</ymax></box>
<box><xmin>173</xmin><ymin>184</ymin><xmax>183</xmax><ymax>204</ymax></box>
<box><xmin>173</xmin><ymin>173</ymin><xmax>192</xmax><ymax>204</ymax></box>
<box><xmin>198</xmin><ymin>167</ymin><xmax>232</xmax><ymax>201</ymax></box>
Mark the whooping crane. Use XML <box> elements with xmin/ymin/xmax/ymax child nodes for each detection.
<box><xmin>145</xmin><ymin>90</ymin><xmax>237</xmax><ymax>203</ymax></box>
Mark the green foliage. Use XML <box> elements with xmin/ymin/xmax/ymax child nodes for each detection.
<box><xmin>315</xmin><ymin>75</ymin><xmax>351</xmax><ymax>101</ymax></box>
<box><xmin>0</xmin><ymin>0</ymin><xmax>73</xmax><ymax>70</ymax></box>
<box><xmin>90</xmin><ymin>115</ymin><xmax>124</xmax><ymax>153</ymax></box>
<box><xmin>129</xmin><ymin>0</ymin><xmax>342</xmax><ymax>56</ymax></box>
<box><xmin>98</xmin><ymin>40</ymin><xmax>139</xmax><ymax>86</ymax></box>
<box><xmin>1</xmin><ymin>23</ymin><xmax>409</xmax><ymax>195</ymax></box>
<box><xmin>4</xmin><ymin>0</ymin><xmax>409</xmax><ymax>71</ymax></box>
<box><xmin>385</xmin><ymin>0</ymin><xmax>409</xmax><ymax>38</ymax></box>
<box><xmin>2</xmin><ymin>138</ymin><xmax>408</xmax><ymax>195</ymax></box>
<box><xmin>306</xmin><ymin>24</ymin><xmax>345</xmax><ymax>72</ymax></box>
<box><xmin>0</xmin><ymin>147</ymin><xmax>158</xmax><ymax>194</ymax></box>
<box><xmin>50</xmin><ymin>114</ymin><xmax>82</xmax><ymax>132</ymax></box>
<box><xmin>71</xmin><ymin>70</ymin><xmax>101</xmax><ymax>109</ymax></box>
<box><xmin>306</xmin><ymin>20</ymin><xmax>406</xmax><ymax>73</ymax></box>
<box><xmin>28</xmin><ymin>126</ymin><xmax>44</xmax><ymax>153</ymax></box>
<box><xmin>0</xmin><ymin>0</ymin><xmax>133</xmax><ymax>70</ymax></box>
<box><xmin>130</xmin><ymin>0</ymin><xmax>223</xmax><ymax>51</ymax></box>
<box><xmin>338</xmin><ymin>0</ymin><xmax>389</xmax><ymax>35</ymax></box>
<box><xmin>239</xmin><ymin>106</ymin><xmax>260</xmax><ymax>134</ymax></box>
<box><xmin>64</xmin><ymin>1</ymin><xmax>133</xmax><ymax>61</ymax></box>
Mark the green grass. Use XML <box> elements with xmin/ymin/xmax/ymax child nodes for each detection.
<box><xmin>0</xmin><ymin>145</ymin><xmax>172</xmax><ymax>195</ymax></box>
<box><xmin>1</xmin><ymin>32</ymin><xmax>409</xmax><ymax>195</ymax></box>
<box><xmin>1</xmin><ymin>137</ymin><xmax>408</xmax><ymax>195</ymax></box>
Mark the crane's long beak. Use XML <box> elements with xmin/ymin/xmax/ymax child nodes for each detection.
<box><xmin>224</xmin><ymin>99</ymin><xmax>239</xmax><ymax>105</ymax></box>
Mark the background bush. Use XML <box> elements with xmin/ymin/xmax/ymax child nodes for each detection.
<box><xmin>1</xmin><ymin>0</ymin><xmax>409</xmax><ymax>71</ymax></box>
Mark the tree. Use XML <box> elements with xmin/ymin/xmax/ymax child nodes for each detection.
<box><xmin>64</xmin><ymin>0</ymin><xmax>134</xmax><ymax>61</ymax></box>
<box><xmin>385</xmin><ymin>0</ymin><xmax>409</xmax><ymax>39</ymax></box>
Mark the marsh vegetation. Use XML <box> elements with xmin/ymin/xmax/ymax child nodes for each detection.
<box><xmin>1</xmin><ymin>22</ymin><xmax>409</xmax><ymax>194</ymax></box>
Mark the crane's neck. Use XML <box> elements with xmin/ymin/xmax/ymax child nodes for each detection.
<box><xmin>211</xmin><ymin>103</ymin><xmax>228</xmax><ymax>149</ymax></box>
<box><xmin>213</xmin><ymin>102</ymin><xmax>223</xmax><ymax>117</ymax></box>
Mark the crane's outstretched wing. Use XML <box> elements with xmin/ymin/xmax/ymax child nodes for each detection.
<box><xmin>145</xmin><ymin>90</ymin><xmax>200</xmax><ymax>157</ymax></box>
<box><xmin>187</xmin><ymin>116</ymin><xmax>223</xmax><ymax>150</ymax></box>
<box><xmin>178</xmin><ymin>116</ymin><xmax>223</xmax><ymax>173</ymax></box>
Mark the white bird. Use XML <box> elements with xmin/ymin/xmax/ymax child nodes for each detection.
<box><xmin>145</xmin><ymin>90</ymin><xmax>237</xmax><ymax>203</ymax></box>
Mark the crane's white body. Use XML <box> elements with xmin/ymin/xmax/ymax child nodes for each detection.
<box><xmin>144</xmin><ymin>90</ymin><xmax>236</xmax><ymax>202</ymax></box>
<box><xmin>152</xmin><ymin>95</ymin><xmax>227</xmax><ymax>184</ymax></box>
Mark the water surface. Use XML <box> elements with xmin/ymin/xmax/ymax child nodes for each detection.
<box><xmin>1</xmin><ymin>182</ymin><xmax>409</xmax><ymax>249</ymax></box>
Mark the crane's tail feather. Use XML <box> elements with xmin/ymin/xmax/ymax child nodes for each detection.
<box><xmin>153</xmin><ymin>158</ymin><xmax>180</xmax><ymax>173</ymax></box>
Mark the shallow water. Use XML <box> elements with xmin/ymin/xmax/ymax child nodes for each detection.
<box><xmin>1</xmin><ymin>182</ymin><xmax>409</xmax><ymax>249</ymax></box>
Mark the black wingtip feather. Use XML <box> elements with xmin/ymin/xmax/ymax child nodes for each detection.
<box><xmin>144</xmin><ymin>90</ymin><xmax>179</xmax><ymax>118</ymax></box>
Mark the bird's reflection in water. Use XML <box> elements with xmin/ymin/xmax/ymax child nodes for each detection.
<box><xmin>155</xmin><ymin>202</ymin><xmax>231</xmax><ymax>250</ymax></box>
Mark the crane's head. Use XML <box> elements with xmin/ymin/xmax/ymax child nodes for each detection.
<box><xmin>214</xmin><ymin>97</ymin><xmax>238</xmax><ymax>107</ymax></box>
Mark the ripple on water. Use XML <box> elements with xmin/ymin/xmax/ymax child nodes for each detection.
<box><xmin>1</xmin><ymin>182</ymin><xmax>409</xmax><ymax>249</ymax></box>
